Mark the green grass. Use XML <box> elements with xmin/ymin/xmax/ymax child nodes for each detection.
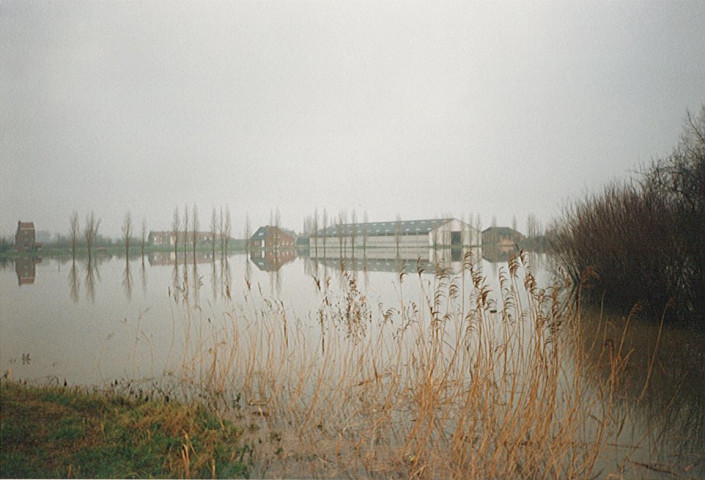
<box><xmin>0</xmin><ymin>380</ymin><xmax>251</xmax><ymax>478</ymax></box>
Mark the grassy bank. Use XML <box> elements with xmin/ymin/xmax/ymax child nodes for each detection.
<box><xmin>0</xmin><ymin>380</ymin><xmax>251</xmax><ymax>478</ymax></box>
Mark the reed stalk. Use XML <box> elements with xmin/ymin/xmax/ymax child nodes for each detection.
<box><xmin>160</xmin><ymin>251</ymin><xmax>636</xmax><ymax>478</ymax></box>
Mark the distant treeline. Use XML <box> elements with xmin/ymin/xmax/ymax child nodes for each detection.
<box><xmin>552</xmin><ymin>106</ymin><xmax>705</xmax><ymax>321</ymax></box>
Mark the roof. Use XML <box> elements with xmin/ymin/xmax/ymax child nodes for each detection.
<box><xmin>482</xmin><ymin>226</ymin><xmax>525</xmax><ymax>237</ymax></box>
<box><xmin>17</xmin><ymin>222</ymin><xmax>35</xmax><ymax>230</ymax></box>
<box><xmin>251</xmin><ymin>226</ymin><xmax>297</xmax><ymax>241</ymax></box>
<box><xmin>319</xmin><ymin>218</ymin><xmax>458</xmax><ymax>237</ymax></box>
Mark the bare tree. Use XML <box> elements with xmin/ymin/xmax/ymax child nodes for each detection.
<box><xmin>210</xmin><ymin>207</ymin><xmax>217</xmax><ymax>259</ymax></box>
<box><xmin>395</xmin><ymin>214</ymin><xmax>402</xmax><ymax>254</ymax></box>
<box><xmin>272</xmin><ymin>207</ymin><xmax>280</xmax><ymax>252</ymax></box>
<box><xmin>140</xmin><ymin>217</ymin><xmax>147</xmax><ymax>258</ymax></box>
<box><xmin>526</xmin><ymin>213</ymin><xmax>539</xmax><ymax>238</ymax></box>
<box><xmin>122</xmin><ymin>211</ymin><xmax>132</xmax><ymax>257</ymax></box>
<box><xmin>172</xmin><ymin>207</ymin><xmax>180</xmax><ymax>257</ymax></box>
<box><xmin>69</xmin><ymin>211</ymin><xmax>80</xmax><ymax>260</ymax></box>
<box><xmin>84</xmin><ymin>211</ymin><xmax>100</xmax><ymax>262</ymax></box>
<box><xmin>312</xmin><ymin>208</ymin><xmax>319</xmax><ymax>256</ymax></box>
<box><xmin>244</xmin><ymin>214</ymin><xmax>251</xmax><ymax>253</ymax></box>
<box><xmin>183</xmin><ymin>204</ymin><xmax>189</xmax><ymax>263</ymax></box>
<box><xmin>351</xmin><ymin>208</ymin><xmax>357</xmax><ymax>252</ymax></box>
<box><xmin>224</xmin><ymin>205</ymin><xmax>232</xmax><ymax>253</ymax></box>
<box><xmin>322</xmin><ymin>208</ymin><xmax>328</xmax><ymax>257</ymax></box>
<box><xmin>218</xmin><ymin>207</ymin><xmax>225</xmax><ymax>256</ymax></box>
<box><xmin>192</xmin><ymin>203</ymin><xmax>199</xmax><ymax>256</ymax></box>
<box><xmin>336</xmin><ymin>211</ymin><xmax>344</xmax><ymax>255</ymax></box>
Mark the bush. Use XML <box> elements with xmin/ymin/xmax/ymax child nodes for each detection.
<box><xmin>0</xmin><ymin>236</ymin><xmax>12</xmax><ymax>254</ymax></box>
<box><xmin>552</xmin><ymin>106</ymin><xmax>705</xmax><ymax>320</ymax></box>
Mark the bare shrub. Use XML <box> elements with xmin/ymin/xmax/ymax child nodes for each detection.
<box><xmin>552</xmin><ymin>106</ymin><xmax>705</xmax><ymax>319</ymax></box>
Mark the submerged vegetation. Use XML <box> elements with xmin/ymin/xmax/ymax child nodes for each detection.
<box><xmin>552</xmin><ymin>107</ymin><xmax>705</xmax><ymax>320</ymax></box>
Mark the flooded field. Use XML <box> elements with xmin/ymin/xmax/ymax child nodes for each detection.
<box><xmin>1</xmin><ymin>250</ymin><xmax>703</xmax><ymax>478</ymax></box>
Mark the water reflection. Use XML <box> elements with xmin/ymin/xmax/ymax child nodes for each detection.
<box><xmin>15</xmin><ymin>257</ymin><xmax>40</xmax><ymax>285</ymax></box>
<box><xmin>578</xmin><ymin>308</ymin><xmax>705</xmax><ymax>477</ymax></box>
<box><xmin>307</xmin><ymin>246</ymin><xmax>483</xmax><ymax>275</ymax></box>
<box><xmin>249</xmin><ymin>248</ymin><xmax>296</xmax><ymax>271</ymax></box>
<box><xmin>2</xmin><ymin>251</ymin><xmax>704</xmax><ymax>477</ymax></box>
<box><xmin>69</xmin><ymin>260</ymin><xmax>80</xmax><ymax>303</ymax></box>
<box><xmin>122</xmin><ymin>257</ymin><xmax>132</xmax><ymax>299</ymax></box>
<box><xmin>11</xmin><ymin>245</ymin><xmax>534</xmax><ymax>291</ymax></box>
<box><xmin>84</xmin><ymin>259</ymin><xmax>99</xmax><ymax>303</ymax></box>
<box><xmin>140</xmin><ymin>259</ymin><xmax>147</xmax><ymax>295</ymax></box>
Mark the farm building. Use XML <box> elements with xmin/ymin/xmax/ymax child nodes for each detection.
<box><xmin>481</xmin><ymin>227</ymin><xmax>525</xmax><ymax>247</ymax></box>
<box><xmin>148</xmin><ymin>231</ymin><xmax>175</xmax><ymax>246</ymax></box>
<box><xmin>310</xmin><ymin>218</ymin><xmax>480</xmax><ymax>251</ymax></box>
<box><xmin>15</xmin><ymin>221</ymin><xmax>37</xmax><ymax>252</ymax></box>
<box><xmin>250</xmin><ymin>226</ymin><xmax>297</xmax><ymax>250</ymax></box>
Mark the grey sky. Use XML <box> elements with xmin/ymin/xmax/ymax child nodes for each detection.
<box><xmin>2</xmin><ymin>1</ymin><xmax>704</xmax><ymax>239</ymax></box>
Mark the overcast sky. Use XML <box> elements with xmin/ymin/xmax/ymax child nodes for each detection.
<box><xmin>2</xmin><ymin>1</ymin><xmax>704</xmax><ymax>239</ymax></box>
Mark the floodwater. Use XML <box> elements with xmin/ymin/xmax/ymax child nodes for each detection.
<box><xmin>1</xmin><ymin>249</ymin><xmax>703</xmax><ymax>478</ymax></box>
<box><xmin>1</xmin><ymin>248</ymin><xmax>525</xmax><ymax>385</ymax></box>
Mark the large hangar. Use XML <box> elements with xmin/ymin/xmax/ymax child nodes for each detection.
<box><xmin>311</xmin><ymin>218</ymin><xmax>480</xmax><ymax>251</ymax></box>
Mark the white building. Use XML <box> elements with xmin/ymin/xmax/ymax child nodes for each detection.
<box><xmin>311</xmin><ymin>218</ymin><xmax>480</xmax><ymax>251</ymax></box>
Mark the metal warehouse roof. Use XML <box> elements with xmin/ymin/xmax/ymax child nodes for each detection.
<box><xmin>319</xmin><ymin>218</ymin><xmax>456</xmax><ymax>237</ymax></box>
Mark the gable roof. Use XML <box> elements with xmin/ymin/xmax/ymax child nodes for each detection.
<box><xmin>482</xmin><ymin>226</ymin><xmax>525</xmax><ymax>238</ymax></box>
<box><xmin>251</xmin><ymin>226</ymin><xmax>297</xmax><ymax>241</ymax></box>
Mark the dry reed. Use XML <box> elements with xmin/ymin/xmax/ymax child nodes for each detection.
<box><xmin>165</xmin><ymin>250</ymin><xmax>630</xmax><ymax>479</ymax></box>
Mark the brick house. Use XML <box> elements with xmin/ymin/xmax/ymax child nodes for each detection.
<box><xmin>15</xmin><ymin>221</ymin><xmax>37</xmax><ymax>252</ymax></box>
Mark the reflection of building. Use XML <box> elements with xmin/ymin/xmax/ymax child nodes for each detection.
<box><xmin>312</xmin><ymin>247</ymin><xmax>482</xmax><ymax>275</ymax></box>
<box><xmin>250</xmin><ymin>226</ymin><xmax>297</xmax><ymax>250</ymax></box>
<box><xmin>148</xmin><ymin>251</ymin><xmax>216</xmax><ymax>266</ymax></box>
<box><xmin>249</xmin><ymin>249</ymin><xmax>297</xmax><ymax>271</ymax></box>
<box><xmin>481</xmin><ymin>227</ymin><xmax>525</xmax><ymax>263</ymax></box>
<box><xmin>482</xmin><ymin>244</ymin><xmax>519</xmax><ymax>263</ymax></box>
<box><xmin>15</xmin><ymin>257</ymin><xmax>41</xmax><ymax>285</ymax></box>
<box><xmin>310</xmin><ymin>218</ymin><xmax>480</xmax><ymax>251</ymax></box>
<box><xmin>15</xmin><ymin>221</ymin><xmax>37</xmax><ymax>252</ymax></box>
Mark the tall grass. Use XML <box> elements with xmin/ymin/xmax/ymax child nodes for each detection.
<box><xmin>163</xmin><ymin>251</ymin><xmax>633</xmax><ymax>479</ymax></box>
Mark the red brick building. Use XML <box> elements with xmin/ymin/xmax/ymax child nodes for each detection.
<box><xmin>250</xmin><ymin>226</ymin><xmax>296</xmax><ymax>250</ymax></box>
<box><xmin>15</xmin><ymin>221</ymin><xmax>36</xmax><ymax>252</ymax></box>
